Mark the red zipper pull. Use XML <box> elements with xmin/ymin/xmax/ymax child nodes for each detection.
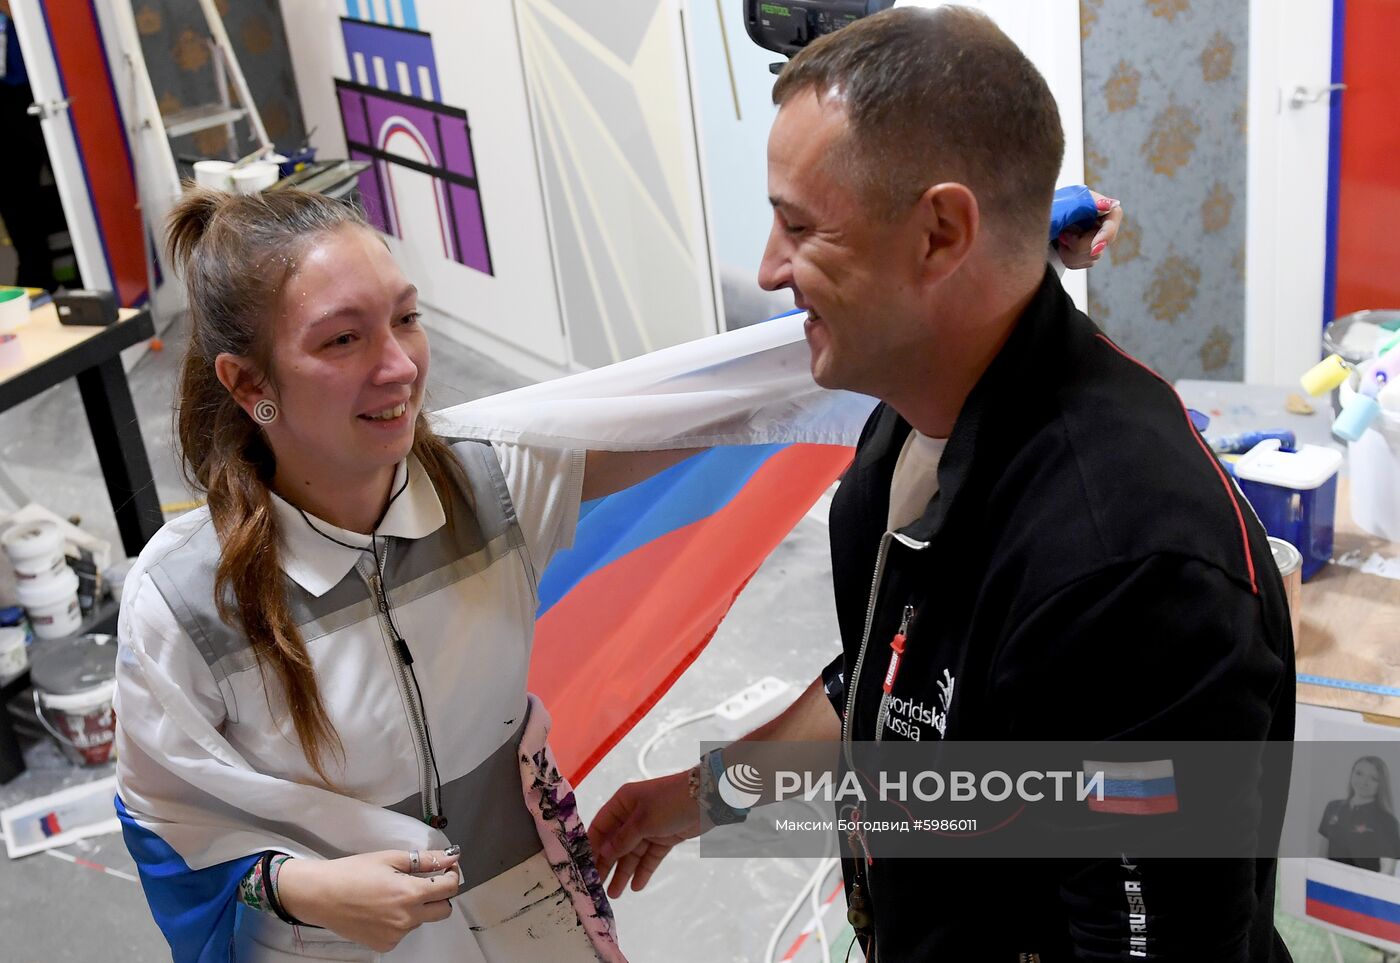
<box><xmin>883</xmin><ymin>605</ymin><xmax>914</xmax><ymax>693</ymax></box>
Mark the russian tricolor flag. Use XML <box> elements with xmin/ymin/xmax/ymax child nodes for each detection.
<box><xmin>529</xmin><ymin>442</ymin><xmax>853</xmax><ymax>780</ymax></box>
<box><xmin>1083</xmin><ymin>759</ymin><xmax>1180</xmax><ymax>815</ymax></box>
<box><xmin>442</xmin><ymin>311</ymin><xmax>875</xmax><ymax>782</ymax></box>
<box><xmin>1305</xmin><ymin>859</ymin><xmax>1400</xmax><ymax>947</ymax></box>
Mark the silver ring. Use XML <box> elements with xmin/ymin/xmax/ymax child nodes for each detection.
<box><xmin>409</xmin><ymin>849</ymin><xmax>420</xmax><ymax>874</ymax></box>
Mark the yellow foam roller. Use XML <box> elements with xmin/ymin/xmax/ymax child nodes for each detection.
<box><xmin>1301</xmin><ymin>354</ymin><xmax>1351</xmax><ymax>396</ymax></box>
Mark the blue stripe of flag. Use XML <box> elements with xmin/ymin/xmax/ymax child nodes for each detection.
<box><xmin>536</xmin><ymin>444</ymin><xmax>785</xmax><ymax>616</ymax></box>
<box><xmin>1307</xmin><ymin>880</ymin><xmax>1400</xmax><ymax>926</ymax></box>
<box><xmin>1101</xmin><ymin>777</ymin><xmax>1177</xmax><ymax>799</ymax></box>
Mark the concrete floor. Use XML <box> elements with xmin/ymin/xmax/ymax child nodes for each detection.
<box><xmin>0</xmin><ymin>263</ymin><xmax>1378</xmax><ymax>961</ymax></box>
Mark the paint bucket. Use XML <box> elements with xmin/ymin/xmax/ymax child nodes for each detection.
<box><xmin>1339</xmin><ymin>375</ymin><xmax>1400</xmax><ymax>542</ymax></box>
<box><xmin>16</xmin><ymin>567</ymin><xmax>82</xmax><ymax>640</ymax></box>
<box><xmin>0</xmin><ymin>286</ymin><xmax>29</xmax><ymax>333</ymax></box>
<box><xmin>1268</xmin><ymin>537</ymin><xmax>1303</xmax><ymax>647</ymax></box>
<box><xmin>193</xmin><ymin>159</ymin><xmax>234</xmax><ymax>190</ymax></box>
<box><xmin>1323</xmin><ymin>311</ymin><xmax>1400</xmax><ymax>415</ymax></box>
<box><xmin>2</xmin><ymin>519</ymin><xmax>67</xmax><ymax>581</ymax></box>
<box><xmin>30</xmin><ymin>634</ymin><xmax>118</xmax><ymax>766</ymax></box>
<box><xmin>230</xmin><ymin>161</ymin><xmax>279</xmax><ymax>195</ymax></box>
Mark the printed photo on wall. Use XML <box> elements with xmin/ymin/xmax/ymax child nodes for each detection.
<box><xmin>1281</xmin><ymin>709</ymin><xmax>1400</xmax><ymax>952</ymax></box>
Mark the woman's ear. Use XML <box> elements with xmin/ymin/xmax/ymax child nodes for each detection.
<box><xmin>214</xmin><ymin>353</ymin><xmax>273</xmax><ymax>419</ymax></box>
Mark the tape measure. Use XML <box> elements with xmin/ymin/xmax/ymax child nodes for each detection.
<box><xmin>1297</xmin><ymin>673</ymin><xmax>1400</xmax><ymax>699</ymax></box>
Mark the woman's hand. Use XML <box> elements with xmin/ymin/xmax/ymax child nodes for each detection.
<box><xmin>275</xmin><ymin>849</ymin><xmax>462</xmax><ymax>953</ymax></box>
<box><xmin>1057</xmin><ymin>191</ymin><xmax>1123</xmax><ymax>269</ymax></box>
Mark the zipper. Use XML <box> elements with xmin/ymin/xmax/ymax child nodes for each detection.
<box><xmin>358</xmin><ymin>542</ymin><xmax>438</xmax><ymax>826</ymax></box>
<box><xmin>840</xmin><ymin>529</ymin><xmax>931</xmax><ymax>963</ymax></box>
<box><xmin>872</xmin><ymin>604</ymin><xmax>914</xmax><ymax>741</ymax></box>
<box><xmin>842</xmin><ymin>531</ymin><xmax>930</xmax><ymax>766</ymax></box>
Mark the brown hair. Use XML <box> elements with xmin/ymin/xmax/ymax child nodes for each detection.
<box><xmin>167</xmin><ymin>187</ymin><xmax>466</xmax><ymax>784</ymax></box>
<box><xmin>772</xmin><ymin>6</ymin><xmax>1064</xmax><ymax>253</ymax></box>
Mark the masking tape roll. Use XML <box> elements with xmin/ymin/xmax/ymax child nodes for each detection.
<box><xmin>0</xmin><ymin>333</ymin><xmax>24</xmax><ymax>368</ymax></box>
<box><xmin>1300</xmin><ymin>353</ymin><xmax>1351</xmax><ymax>396</ymax></box>
<box><xmin>0</xmin><ymin>286</ymin><xmax>30</xmax><ymax>333</ymax></box>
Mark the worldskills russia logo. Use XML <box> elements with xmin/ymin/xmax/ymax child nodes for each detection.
<box><xmin>719</xmin><ymin>762</ymin><xmax>765</xmax><ymax>809</ymax></box>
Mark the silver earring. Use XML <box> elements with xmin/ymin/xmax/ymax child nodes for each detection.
<box><xmin>252</xmin><ymin>399</ymin><xmax>279</xmax><ymax>425</ymax></box>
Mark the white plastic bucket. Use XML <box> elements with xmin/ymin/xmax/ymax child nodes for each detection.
<box><xmin>2</xmin><ymin>519</ymin><xmax>66</xmax><ymax>579</ymax></box>
<box><xmin>193</xmin><ymin>159</ymin><xmax>234</xmax><ymax>190</ymax></box>
<box><xmin>16</xmin><ymin>567</ymin><xmax>81</xmax><ymax>640</ymax></box>
<box><xmin>1340</xmin><ymin>377</ymin><xmax>1400</xmax><ymax>541</ymax></box>
<box><xmin>30</xmin><ymin>635</ymin><xmax>118</xmax><ymax>766</ymax></box>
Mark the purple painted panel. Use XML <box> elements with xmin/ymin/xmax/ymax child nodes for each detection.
<box><xmin>339</xmin><ymin>88</ymin><xmax>370</xmax><ymax>145</ymax></box>
<box><xmin>449</xmin><ymin>183</ymin><xmax>491</xmax><ymax>275</ymax></box>
<box><xmin>341</xmin><ymin>19</ymin><xmax>440</xmax><ymax>100</ymax></box>
<box><xmin>438</xmin><ymin>115</ymin><xmax>476</xmax><ymax>180</ymax></box>
<box><xmin>363</xmin><ymin>96</ymin><xmax>445</xmax><ymax>167</ymax></box>
<box><xmin>350</xmin><ymin>148</ymin><xmax>391</xmax><ymax>236</ymax></box>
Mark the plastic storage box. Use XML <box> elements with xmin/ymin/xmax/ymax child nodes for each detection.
<box><xmin>1233</xmin><ymin>440</ymin><xmax>1343</xmax><ymax>581</ymax></box>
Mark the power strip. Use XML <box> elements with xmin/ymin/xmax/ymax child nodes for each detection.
<box><xmin>713</xmin><ymin>676</ymin><xmax>792</xmax><ymax>721</ymax></box>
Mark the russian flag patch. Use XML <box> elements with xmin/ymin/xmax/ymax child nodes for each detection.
<box><xmin>1082</xmin><ymin>759</ymin><xmax>1179</xmax><ymax>815</ymax></box>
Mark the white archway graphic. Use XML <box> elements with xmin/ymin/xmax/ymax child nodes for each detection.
<box><xmin>377</xmin><ymin>115</ymin><xmax>455</xmax><ymax>261</ymax></box>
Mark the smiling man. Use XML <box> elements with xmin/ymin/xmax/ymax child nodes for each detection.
<box><xmin>590</xmin><ymin>6</ymin><xmax>1294</xmax><ymax>961</ymax></box>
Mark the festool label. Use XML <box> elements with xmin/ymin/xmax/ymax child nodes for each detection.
<box><xmin>761</xmin><ymin>3</ymin><xmax>792</xmax><ymax>16</ymax></box>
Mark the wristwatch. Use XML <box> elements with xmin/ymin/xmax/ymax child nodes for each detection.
<box><xmin>688</xmin><ymin>747</ymin><xmax>751</xmax><ymax>825</ymax></box>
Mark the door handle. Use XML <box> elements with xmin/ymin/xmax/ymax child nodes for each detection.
<box><xmin>26</xmin><ymin>97</ymin><xmax>73</xmax><ymax>119</ymax></box>
<box><xmin>1289</xmin><ymin>83</ymin><xmax>1347</xmax><ymax>109</ymax></box>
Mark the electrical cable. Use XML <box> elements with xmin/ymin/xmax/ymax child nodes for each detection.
<box><xmin>635</xmin><ymin>709</ymin><xmax>717</xmax><ymax>778</ymax></box>
<box><xmin>634</xmin><ymin>687</ymin><xmax>842</xmax><ymax>962</ymax></box>
<box><xmin>808</xmin><ymin>855</ymin><xmax>838</xmax><ymax>961</ymax></box>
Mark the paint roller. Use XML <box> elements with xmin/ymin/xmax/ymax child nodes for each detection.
<box><xmin>1301</xmin><ymin>333</ymin><xmax>1400</xmax><ymax>442</ymax></box>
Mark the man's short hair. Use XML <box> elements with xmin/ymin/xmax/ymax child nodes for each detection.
<box><xmin>772</xmin><ymin>6</ymin><xmax>1064</xmax><ymax>252</ymax></box>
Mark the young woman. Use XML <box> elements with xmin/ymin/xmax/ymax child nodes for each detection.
<box><xmin>1319</xmin><ymin>756</ymin><xmax>1400</xmax><ymax>875</ymax></box>
<box><xmin>113</xmin><ymin>188</ymin><xmax>718</xmax><ymax>962</ymax></box>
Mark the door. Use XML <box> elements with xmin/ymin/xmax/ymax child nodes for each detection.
<box><xmin>9</xmin><ymin>0</ymin><xmax>147</xmax><ymax>306</ymax></box>
<box><xmin>1328</xmin><ymin>0</ymin><xmax>1400</xmax><ymax>318</ymax></box>
<box><xmin>1245</xmin><ymin>0</ymin><xmax>1338</xmax><ymax>385</ymax></box>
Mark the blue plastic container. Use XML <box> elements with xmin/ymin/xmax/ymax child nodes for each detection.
<box><xmin>1233</xmin><ymin>441</ymin><xmax>1342</xmax><ymax>581</ymax></box>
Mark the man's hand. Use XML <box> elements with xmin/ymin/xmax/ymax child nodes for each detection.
<box><xmin>588</xmin><ymin>770</ymin><xmax>705</xmax><ymax>898</ymax></box>
<box><xmin>1057</xmin><ymin>190</ymin><xmax>1123</xmax><ymax>269</ymax></box>
<box><xmin>276</xmin><ymin>848</ymin><xmax>461</xmax><ymax>953</ymax></box>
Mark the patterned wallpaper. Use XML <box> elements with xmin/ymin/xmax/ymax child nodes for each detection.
<box><xmin>133</xmin><ymin>0</ymin><xmax>306</xmax><ymax>159</ymax></box>
<box><xmin>1080</xmin><ymin>0</ymin><xmax>1248</xmax><ymax>381</ymax></box>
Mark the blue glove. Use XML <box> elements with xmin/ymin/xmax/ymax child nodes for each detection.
<box><xmin>1049</xmin><ymin>185</ymin><xmax>1100</xmax><ymax>242</ymax></box>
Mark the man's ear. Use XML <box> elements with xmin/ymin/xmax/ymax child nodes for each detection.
<box><xmin>214</xmin><ymin>353</ymin><xmax>274</xmax><ymax>420</ymax></box>
<box><xmin>916</xmin><ymin>182</ymin><xmax>978</xmax><ymax>283</ymax></box>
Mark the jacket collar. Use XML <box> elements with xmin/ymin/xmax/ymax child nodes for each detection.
<box><xmin>270</xmin><ymin>456</ymin><xmax>447</xmax><ymax>596</ymax></box>
<box><xmin>876</xmin><ymin>266</ymin><xmax>1074</xmax><ymax>545</ymax></box>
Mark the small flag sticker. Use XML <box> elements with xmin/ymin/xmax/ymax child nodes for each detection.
<box><xmin>1081</xmin><ymin>759</ymin><xmax>1179</xmax><ymax>815</ymax></box>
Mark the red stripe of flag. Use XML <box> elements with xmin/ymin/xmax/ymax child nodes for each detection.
<box><xmin>531</xmin><ymin>444</ymin><xmax>852</xmax><ymax>782</ymax></box>
<box><xmin>1087</xmin><ymin>795</ymin><xmax>1179</xmax><ymax>815</ymax></box>
<box><xmin>1307</xmin><ymin>899</ymin><xmax>1400</xmax><ymax>944</ymax></box>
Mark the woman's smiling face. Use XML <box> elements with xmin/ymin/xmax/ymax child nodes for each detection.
<box><xmin>253</xmin><ymin>225</ymin><xmax>429</xmax><ymax>492</ymax></box>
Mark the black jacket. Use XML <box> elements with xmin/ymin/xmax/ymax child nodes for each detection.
<box><xmin>823</xmin><ymin>269</ymin><xmax>1295</xmax><ymax>961</ymax></box>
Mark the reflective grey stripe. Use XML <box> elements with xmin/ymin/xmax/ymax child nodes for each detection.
<box><xmin>146</xmin><ymin>441</ymin><xmax>524</xmax><ymax>701</ymax></box>
<box><xmin>386</xmin><ymin>717</ymin><xmax>543</xmax><ymax>891</ymax></box>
